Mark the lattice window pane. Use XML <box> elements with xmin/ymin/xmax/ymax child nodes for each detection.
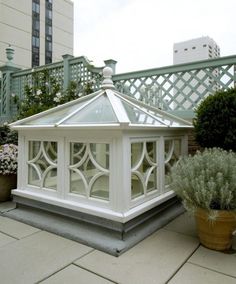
<box><xmin>164</xmin><ymin>138</ymin><xmax>181</xmax><ymax>189</ymax></box>
<box><xmin>131</xmin><ymin>141</ymin><xmax>158</xmax><ymax>199</ymax></box>
<box><xmin>69</xmin><ymin>142</ymin><xmax>110</xmax><ymax>201</ymax></box>
<box><xmin>28</xmin><ymin>141</ymin><xmax>57</xmax><ymax>190</ymax></box>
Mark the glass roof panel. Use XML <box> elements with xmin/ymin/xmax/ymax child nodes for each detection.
<box><xmin>62</xmin><ymin>95</ymin><xmax>118</xmax><ymax>124</ymax></box>
<box><xmin>121</xmin><ymin>99</ymin><xmax>188</xmax><ymax>126</ymax></box>
<box><xmin>147</xmin><ymin>109</ymin><xmax>183</xmax><ymax>126</ymax></box>
<box><xmin>121</xmin><ymin>100</ymin><xmax>166</xmax><ymax>126</ymax></box>
<box><xmin>25</xmin><ymin>100</ymin><xmax>89</xmax><ymax>125</ymax></box>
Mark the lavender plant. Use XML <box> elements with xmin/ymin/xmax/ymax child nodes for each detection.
<box><xmin>168</xmin><ymin>148</ymin><xmax>236</xmax><ymax>214</ymax></box>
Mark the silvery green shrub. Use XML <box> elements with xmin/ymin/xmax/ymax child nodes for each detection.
<box><xmin>168</xmin><ymin>148</ymin><xmax>236</xmax><ymax>213</ymax></box>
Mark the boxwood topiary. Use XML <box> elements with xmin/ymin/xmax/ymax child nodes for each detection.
<box><xmin>193</xmin><ymin>88</ymin><xmax>236</xmax><ymax>151</ymax></box>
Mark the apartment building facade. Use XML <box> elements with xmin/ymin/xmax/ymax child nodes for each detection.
<box><xmin>173</xmin><ymin>36</ymin><xmax>220</xmax><ymax>64</ymax></box>
<box><xmin>0</xmin><ymin>0</ymin><xmax>74</xmax><ymax>69</ymax></box>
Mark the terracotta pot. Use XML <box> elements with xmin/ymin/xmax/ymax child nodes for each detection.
<box><xmin>195</xmin><ymin>207</ymin><xmax>236</xmax><ymax>251</ymax></box>
<box><xmin>0</xmin><ymin>174</ymin><xmax>17</xmax><ymax>202</ymax></box>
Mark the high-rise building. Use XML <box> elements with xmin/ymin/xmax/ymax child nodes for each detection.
<box><xmin>0</xmin><ymin>0</ymin><xmax>74</xmax><ymax>69</ymax></box>
<box><xmin>173</xmin><ymin>36</ymin><xmax>220</xmax><ymax>64</ymax></box>
<box><xmin>172</xmin><ymin>37</ymin><xmax>221</xmax><ymax>110</ymax></box>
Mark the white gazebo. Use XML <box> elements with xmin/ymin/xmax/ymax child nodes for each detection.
<box><xmin>10</xmin><ymin>67</ymin><xmax>192</xmax><ymax>255</ymax></box>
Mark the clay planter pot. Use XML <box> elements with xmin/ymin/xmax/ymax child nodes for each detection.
<box><xmin>195</xmin><ymin>207</ymin><xmax>236</xmax><ymax>251</ymax></box>
<box><xmin>0</xmin><ymin>174</ymin><xmax>17</xmax><ymax>202</ymax></box>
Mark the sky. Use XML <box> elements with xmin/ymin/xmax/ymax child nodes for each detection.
<box><xmin>72</xmin><ymin>0</ymin><xmax>236</xmax><ymax>73</ymax></box>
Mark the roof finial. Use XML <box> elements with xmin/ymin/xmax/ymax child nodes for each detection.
<box><xmin>101</xmin><ymin>66</ymin><xmax>115</xmax><ymax>89</ymax></box>
<box><xmin>6</xmin><ymin>45</ymin><xmax>14</xmax><ymax>63</ymax></box>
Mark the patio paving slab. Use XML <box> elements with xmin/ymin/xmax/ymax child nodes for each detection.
<box><xmin>75</xmin><ymin>228</ymin><xmax>199</xmax><ymax>284</ymax></box>
<box><xmin>0</xmin><ymin>231</ymin><xmax>93</xmax><ymax>284</ymax></box>
<box><xmin>189</xmin><ymin>246</ymin><xmax>236</xmax><ymax>278</ymax></box>
<box><xmin>168</xmin><ymin>262</ymin><xmax>236</xmax><ymax>284</ymax></box>
<box><xmin>40</xmin><ymin>264</ymin><xmax>115</xmax><ymax>284</ymax></box>
<box><xmin>0</xmin><ymin>215</ymin><xmax>40</xmax><ymax>239</ymax></box>
<box><xmin>164</xmin><ymin>212</ymin><xmax>197</xmax><ymax>237</ymax></box>
<box><xmin>0</xmin><ymin>201</ymin><xmax>16</xmax><ymax>213</ymax></box>
<box><xmin>0</xmin><ymin>231</ymin><xmax>16</xmax><ymax>247</ymax></box>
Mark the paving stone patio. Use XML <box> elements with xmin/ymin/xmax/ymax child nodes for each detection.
<box><xmin>0</xmin><ymin>203</ymin><xmax>235</xmax><ymax>284</ymax></box>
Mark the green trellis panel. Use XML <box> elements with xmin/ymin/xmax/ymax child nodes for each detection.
<box><xmin>1</xmin><ymin>54</ymin><xmax>236</xmax><ymax>123</ymax></box>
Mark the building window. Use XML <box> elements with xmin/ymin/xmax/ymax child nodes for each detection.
<box><xmin>32</xmin><ymin>36</ymin><xmax>40</xmax><ymax>47</ymax></box>
<box><xmin>192</xmin><ymin>46</ymin><xmax>196</xmax><ymax>49</ymax></box>
<box><xmin>45</xmin><ymin>0</ymin><xmax>53</xmax><ymax>64</ymax></box>
<box><xmin>33</xmin><ymin>19</ymin><xmax>40</xmax><ymax>31</ymax></box>
<box><xmin>32</xmin><ymin>2</ymin><xmax>40</xmax><ymax>13</ymax></box>
<box><xmin>32</xmin><ymin>52</ymin><xmax>39</xmax><ymax>68</ymax></box>
<box><xmin>203</xmin><ymin>44</ymin><xmax>207</xmax><ymax>47</ymax></box>
<box><xmin>184</xmin><ymin>48</ymin><xmax>188</xmax><ymax>51</ymax></box>
<box><xmin>46</xmin><ymin>41</ymin><xmax>52</xmax><ymax>52</ymax></box>
<box><xmin>32</xmin><ymin>0</ymin><xmax>40</xmax><ymax>67</ymax></box>
<box><xmin>46</xmin><ymin>9</ymin><xmax>52</xmax><ymax>19</ymax></box>
<box><xmin>46</xmin><ymin>25</ymin><xmax>52</xmax><ymax>35</ymax></box>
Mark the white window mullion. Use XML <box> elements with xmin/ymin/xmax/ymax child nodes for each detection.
<box><xmin>57</xmin><ymin>137</ymin><xmax>65</xmax><ymax>198</ymax></box>
<box><xmin>158</xmin><ymin>137</ymin><xmax>165</xmax><ymax>194</ymax></box>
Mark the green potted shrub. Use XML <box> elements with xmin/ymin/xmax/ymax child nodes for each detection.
<box><xmin>193</xmin><ymin>87</ymin><xmax>236</xmax><ymax>151</ymax></box>
<box><xmin>168</xmin><ymin>148</ymin><xmax>236</xmax><ymax>251</ymax></box>
<box><xmin>0</xmin><ymin>144</ymin><xmax>18</xmax><ymax>202</ymax></box>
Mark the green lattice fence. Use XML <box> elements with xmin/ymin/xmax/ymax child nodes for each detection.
<box><xmin>113</xmin><ymin>55</ymin><xmax>236</xmax><ymax>118</ymax></box>
<box><xmin>1</xmin><ymin>54</ymin><xmax>236</xmax><ymax>122</ymax></box>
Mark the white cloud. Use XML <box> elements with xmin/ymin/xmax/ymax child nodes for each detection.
<box><xmin>72</xmin><ymin>0</ymin><xmax>236</xmax><ymax>73</ymax></box>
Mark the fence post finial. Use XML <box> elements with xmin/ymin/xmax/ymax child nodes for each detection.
<box><xmin>104</xmin><ymin>59</ymin><xmax>117</xmax><ymax>74</ymax></box>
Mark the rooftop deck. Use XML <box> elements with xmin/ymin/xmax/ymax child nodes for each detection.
<box><xmin>0</xmin><ymin>202</ymin><xmax>235</xmax><ymax>284</ymax></box>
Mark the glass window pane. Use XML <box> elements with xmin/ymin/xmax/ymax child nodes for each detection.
<box><xmin>44</xmin><ymin>141</ymin><xmax>57</xmax><ymax>162</ymax></box>
<box><xmin>29</xmin><ymin>140</ymin><xmax>40</xmax><ymax>160</ymax></box>
<box><xmin>131</xmin><ymin>141</ymin><xmax>158</xmax><ymax>199</ymax></box>
<box><xmin>78</xmin><ymin>156</ymin><xmax>97</xmax><ymax>185</ymax></box>
<box><xmin>146</xmin><ymin>141</ymin><xmax>156</xmax><ymax>163</ymax></box>
<box><xmin>90</xmin><ymin>143</ymin><xmax>109</xmax><ymax>169</ymax></box>
<box><xmin>25</xmin><ymin>101</ymin><xmax>87</xmax><ymax>125</ymax></box>
<box><xmin>122</xmin><ymin>100</ymin><xmax>186</xmax><ymax>126</ymax></box>
<box><xmin>69</xmin><ymin>142</ymin><xmax>110</xmax><ymax>200</ymax></box>
<box><xmin>28</xmin><ymin>141</ymin><xmax>57</xmax><ymax>190</ymax></box>
<box><xmin>147</xmin><ymin>169</ymin><xmax>157</xmax><ymax>192</ymax></box>
<box><xmin>28</xmin><ymin>165</ymin><xmax>40</xmax><ymax>187</ymax></box>
<box><xmin>70</xmin><ymin>170</ymin><xmax>86</xmax><ymax>196</ymax></box>
<box><xmin>122</xmin><ymin>101</ymin><xmax>167</xmax><ymax>125</ymax></box>
<box><xmin>70</xmin><ymin>143</ymin><xmax>86</xmax><ymax>165</ymax></box>
<box><xmin>63</xmin><ymin>95</ymin><xmax>118</xmax><ymax>124</ymax></box>
<box><xmin>43</xmin><ymin>168</ymin><xmax>57</xmax><ymax>190</ymax></box>
<box><xmin>90</xmin><ymin>175</ymin><xmax>109</xmax><ymax>200</ymax></box>
<box><xmin>131</xmin><ymin>143</ymin><xmax>143</xmax><ymax>168</ymax></box>
<box><xmin>131</xmin><ymin>174</ymin><xmax>144</xmax><ymax>198</ymax></box>
<box><xmin>165</xmin><ymin>139</ymin><xmax>181</xmax><ymax>187</ymax></box>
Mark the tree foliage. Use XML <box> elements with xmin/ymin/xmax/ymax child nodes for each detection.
<box><xmin>17</xmin><ymin>69</ymin><xmax>101</xmax><ymax>119</ymax></box>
